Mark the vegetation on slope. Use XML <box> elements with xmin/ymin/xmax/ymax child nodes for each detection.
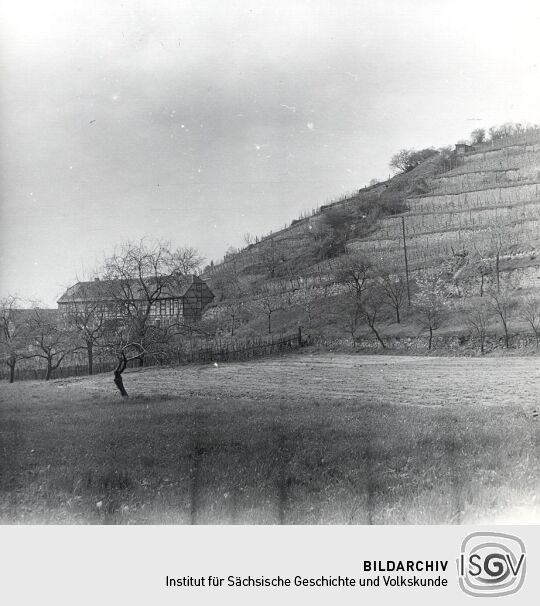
<box><xmin>201</xmin><ymin>123</ymin><xmax>540</xmax><ymax>354</ymax></box>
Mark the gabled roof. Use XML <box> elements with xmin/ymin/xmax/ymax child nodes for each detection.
<box><xmin>57</xmin><ymin>275</ymin><xmax>206</xmax><ymax>304</ymax></box>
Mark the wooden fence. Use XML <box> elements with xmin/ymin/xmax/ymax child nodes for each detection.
<box><xmin>0</xmin><ymin>330</ymin><xmax>310</xmax><ymax>383</ymax></box>
<box><xmin>175</xmin><ymin>329</ymin><xmax>308</xmax><ymax>365</ymax></box>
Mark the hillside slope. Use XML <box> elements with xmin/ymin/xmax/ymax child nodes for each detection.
<box><xmin>202</xmin><ymin>129</ymin><xmax>540</xmax><ymax>349</ymax></box>
<box><xmin>351</xmin><ymin>134</ymin><xmax>540</xmax><ymax>281</ymax></box>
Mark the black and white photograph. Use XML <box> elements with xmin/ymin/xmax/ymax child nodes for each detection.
<box><xmin>1</xmin><ymin>0</ymin><xmax>539</xmax><ymax>532</ymax></box>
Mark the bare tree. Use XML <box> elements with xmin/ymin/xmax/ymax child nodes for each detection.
<box><xmin>26</xmin><ymin>308</ymin><xmax>71</xmax><ymax>380</ymax></box>
<box><xmin>519</xmin><ymin>294</ymin><xmax>540</xmax><ymax>349</ymax></box>
<box><xmin>104</xmin><ymin>319</ymin><xmax>174</xmax><ymax>397</ymax></box>
<box><xmin>488</xmin><ymin>287</ymin><xmax>513</xmax><ymax>348</ymax></box>
<box><xmin>0</xmin><ymin>296</ymin><xmax>30</xmax><ymax>383</ymax></box>
<box><xmin>250</xmin><ymin>291</ymin><xmax>285</xmax><ymax>334</ymax></box>
<box><xmin>487</xmin><ymin>225</ymin><xmax>506</xmax><ymax>292</ymax></box>
<box><xmin>337</xmin><ymin>253</ymin><xmax>372</xmax><ymax>301</ymax></box>
<box><xmin>377</xmin><ymin>271</ymin><xmax>407</xmax><ymax>323</ymax></box>
<box><xmin>170</xmin><ymin>246</ymin><xmax>205</xmax><ymax>275</ymax></box>
<box><xmin>62</xmin><ymin>281</ymin><xmax>107</xmax><ymax>375</ymax></box>
<box><xmin>100</xmin><ymin>240</ymin><xmax>203</xmax><ymax>393</ymax></box>
<box><xmin>217</xmin><ymin>299</ymin><xmax>246</xmax><ymax>336</ymax></box>
<box><xmin>462</xmin><ymin>299</ymin><xmax>492</xmax><ymax>353</ymax></box>
<box><xmin>343</xmin><ymin>295</ymin><xmax>362</xmax><ymax>347</ymax></box>
<box><xmin>292</xmin><ymin>287</ymin><xmax>320</xmax><ymax>329</ymax></box>
<box><xmin>413</xmin><ymin>270</ymin><xmax>450</xmax><ymax>350</ymax></box>
<box><xmin>469</xmin><ymin>249</ymin><xmax>493</xmax><ymax>297</ymax></box>
<box><xmin>358</xmin><ymin>287</ymin><xmax>387</xmax><ymax>349</ymax></box>
<box><xmin>488</xmin><ymin>122</ymin><xmax>519</xmax><ymax>142</ymax></box>
<box><xmin>102</xmin><ymin>240</ymin><xmax>200</xmax><ymax>347</ymax></box>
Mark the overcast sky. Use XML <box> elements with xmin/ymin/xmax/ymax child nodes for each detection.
<box><xmin>1</xmin><ymin>0</ymin><xmax>540</xmax><ymax>306</ymax></box>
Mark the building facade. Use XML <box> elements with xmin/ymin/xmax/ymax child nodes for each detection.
<box><xmin>57</xmin><ymin>275</ymin><xmax>214</xmax><ymax>325</ymax></box>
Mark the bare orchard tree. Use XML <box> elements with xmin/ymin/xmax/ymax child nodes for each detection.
<box><xmin>461</xmin><ymin>299</ymin><xmax>492</xmax><ymax>354</ymax></box>
<box><xmin>486</xmin><ymin>223</ymin><xmax>513</xmax><ymax>292</ymax></box>
<box><xmin>376</xmin><ymin>271</ymin><xmax>407</xmax><ymax>323</ymax></box>
<box><xmin>413</xmin><ymin>269</ymin><xmax>450</xmax><ymax>350</ymax></box>
<box><xmin>488</xmin><ymin>286</ymin><xmax>514</xmax><ymax>349</ymax></box>
<box><xmin>100</xmin><ymin>240</ymin><xmax>203</xmax><ymax>394</ymax></box>
<box><xmin>0</xmin><ymin>296</ymin><xmax>30</xmax><ymax>383</ymax></box>
<box><xmin>217</xmin><ymin>299</ymin><xmax>247</xmax><ymax>336</ymax></box>
<box><xmin>250</xmin><ymin>290</ymin><xmax>285</xmax><ymax>335</ymax></box>
<box><xmin>358</xmin><ymin>286</ymin><xmax>387</xmax><ymax>349</ymax></box>
<box><xmin>336</xmin><ymin>253</ymin><xmax>372</xmax><ymax>302</ymax></box>
<box><xmin>291</xmin><ymin>287</ymin><xmax>319</xmax><ymax>329</ymax></box>
<box><xmin>105</xmin><ymin>323</ymin><xmax>169</xmax><ymax>397</ymax></box>
<box><xmin>519</xmin><ymin>294</ymin><xmax>540</xmax><ymax>349</ymax></box>
<box><xmin>469</xmin><ymin>248</ymin><xmax>493</xmax><ymax>297</ymax></box>
<box><xmin>445</xmin><ymin>246</ymin><xmax>469</xmax><ymax>297</ymax></box>
<box><xmin>343</xmin><ymin>294</ymin><xmax>362</xmax><ymax>347</ymax></box>
<box><xmin>102</xmin><ymin>240</ymin><xmax>202</xmax><ymax>361</ymax></box>
<box><xmin>26</xmin><ymin>307</ymin><xmax>72</xmax><ymax>380</ymax></box>
<box><xmin>62</xmin><ymin>281</ymin><xmax>107</xmax><ymax>375</ymax></box>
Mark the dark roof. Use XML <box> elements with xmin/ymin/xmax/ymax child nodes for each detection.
<box><xmin>57</xmin><ymin>275</ymin><xmax>205</xmax><ymax>304</ymax></box>
<box><xmin>5</xmin><ymin>308</ymin><xmax>59</xmax><ymax>328</ymax></box>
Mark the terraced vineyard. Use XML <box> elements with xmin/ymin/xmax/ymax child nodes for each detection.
<box><xmin>349</xmin><ymin>135</ymin><xmax>540</xmax><ymax>280</ymax></box>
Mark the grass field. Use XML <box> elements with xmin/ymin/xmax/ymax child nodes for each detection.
<box><xmin>0</xmin><ymin>351</ymin><xmax>538</xmax><ymax>524</ymax></box>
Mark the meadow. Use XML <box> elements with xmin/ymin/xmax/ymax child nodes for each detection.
<box><xmin>0</xmin><ymin>352</ymin><xmax>538</xmax><ymax>524</ymax></box>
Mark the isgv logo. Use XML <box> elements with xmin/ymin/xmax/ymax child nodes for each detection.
<box><xmin>457</xmin><ymin>532</ymin><xmax>526</xmax><ymax>597</ymax></box>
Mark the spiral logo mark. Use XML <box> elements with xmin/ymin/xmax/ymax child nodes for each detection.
<box><xmin>457</xmin><ymin>532</ymin><xmax>526</xmax><ymax>597</ymax></box>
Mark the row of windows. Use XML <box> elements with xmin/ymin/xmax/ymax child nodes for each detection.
<box><xmin>60</xmin><ymin>299</ymin><xmax>184</xmax><ymax>317</ymax></box>
<box><xmin>150</xmin><ymin>299</ymin><xmax>183</xmax><ymax>316</ymax></box>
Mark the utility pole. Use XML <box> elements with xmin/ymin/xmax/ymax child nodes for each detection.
<box><xmin>401</xmin><ymin>216</ymin><xmax>411</xmax><ymax>306</ymax></box>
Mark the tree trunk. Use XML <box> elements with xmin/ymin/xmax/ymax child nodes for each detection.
<box><xmin>480</xmin><ymin>274</ymin><xmax>484</xmax><ymax>297</ymax></box>
<box><xmin>369</xmin><ymin>324</ymin><xmax>386</xmax><ymax>349</ymax></box>
<box><xmin>395</xmin><ymin>307</ymin><xmax>400</xmax><ymax>324</ymax></box>
<box><xmin>428</xmin><ymin>326</ymin><xmax>433</xmax><ymax>350</ymax></box>
<box><xmin>480</xmin><ymin>335</ymin><xmax>485</xmax><ymax>354</ymax></box>
<box><xmin>8</xmin><ymin>360</ymin><xmax>16</xmax><ymax>384</ymax></box>
<box><xmin>45</xmin><ymin>360</ymin><xmax>52</xmax><ymax>381</ymax></box>
<box><xmin>503</xmin><ymin>322</ymin><xmax>509</xmax><ymax>348</ymax></box>
<box><xmin>114</xmin><ymin>370</ymin><xmax>128</xmax><ymax>397</ymax></box>
<box><xmin>113</xmin><ymin>354</ymin><xmax>129</xmax><ymax>397</ymax></box>
<box><xmin>87</xmin><ymin>341</ymin><xmax>93</xmax><ymax>375</ymax></box>
<box><xmin>496</xmin><ymin>253</ymin><xmax>500</xmax><ymax>292</ymax></box>
<box><xmin>268</xmin><ymin>312</ymin><xmax>272</xmax><ymax>334</ymax></box>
